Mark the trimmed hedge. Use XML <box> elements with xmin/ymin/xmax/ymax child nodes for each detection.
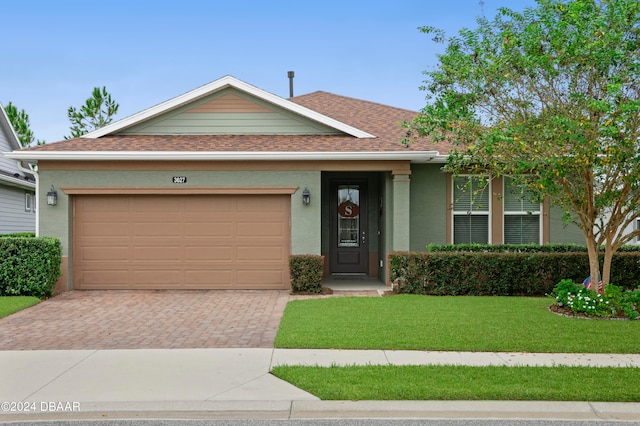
<box><xmin>426</xmin><ymin>243</ymin><xmax>640</xmax><ymax>253</ymax></box>
<box><xmin>0</xmin><ymin>232</ymin><xmax>36</xmax><ymax>238</ymax></box>
<box><xmin>289</xmin><ymin>254</ymin><xmax>324</xmax><ymax>294</ymax></box>
<box><xmin>389</xmin><ymin>251</ymin><xmax>640</xmax><ymax>296</ymax></box>
<box><xmin>0</xmin><ymin>237</ymin><xmax>62</xmax><ymax>299</ymax></box>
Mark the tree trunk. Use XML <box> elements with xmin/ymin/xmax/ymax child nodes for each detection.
<box><xmin>602</xmin><ymin>241</ymin><xmax>614</xmax><ymax>288</ymax></box>
<box><xmin>585</xmin><ymin>237</ymin><xmax>601</xmax><ymax>293</ymax></box>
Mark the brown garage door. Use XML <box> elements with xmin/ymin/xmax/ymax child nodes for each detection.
<box><xmin>73</xmin><ymin>194</ymin><xmax>290</xmax><ymax>290</ymax></box>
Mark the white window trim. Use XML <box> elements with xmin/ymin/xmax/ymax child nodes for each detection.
<box><xmin>25</xmin><ymin>193</ymin><xmax>32</xmax><ymax>213</ymax></box>
<box><xmin>452</xmin><ymin>175</ymin><xmax>492</xmax><ymax>244</ymax></box>
<box><xmin>502</xmin><ymin>178</ymin><xmax>542</xmax><ymax>244</ymax></box>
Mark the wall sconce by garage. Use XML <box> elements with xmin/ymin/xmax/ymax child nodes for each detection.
<box><xmin>47</xmin><ymin>185</ymin><xmax>58</xmax><ymax>206</ymax></box>
<box><xmin>301</xmin><ymin>188</ymin><xmax>310</xmax><ymax>206</ymax></box>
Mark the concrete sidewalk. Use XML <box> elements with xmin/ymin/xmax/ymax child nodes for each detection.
<box><xmin>1</xmin><ymin>348</ymin><xmax>640</xmax><ymax>422</ymax></box>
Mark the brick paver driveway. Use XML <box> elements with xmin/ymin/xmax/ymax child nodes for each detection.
<box><xmin>0</xmin><ymin>290</ymin><xmax>291</xmax><ymax>350</ymax></box>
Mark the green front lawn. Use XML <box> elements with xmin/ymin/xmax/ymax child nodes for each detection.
<box><xmin>0</xmin><ymin>296</ymin><xmax>40</xmax><ymax>319</ymax></box>
<box><xmin>274</xmin><ymin>295</ymin><xmax>640</xmax><ymax>401</ymax></box>
<box><xmin>271</xmin><ymin>364</ymin><xmax>640</xmax><ymax>401</ymax></box>
<box><xmin>275</xmin><ymin>295</ymin><xmax>640</xmax><ymax>353</ymax></box>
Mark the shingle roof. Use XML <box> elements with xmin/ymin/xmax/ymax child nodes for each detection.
<box><xmin>22</xmin><ymin>90</ymin><xmax>450</xmax><ymax>154</ymax></box>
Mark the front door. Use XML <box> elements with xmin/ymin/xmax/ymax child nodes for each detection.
<box><xmin>330</xmin><ymin>180</ymin><xmax>368</xmax><ymax>274</ymax></box>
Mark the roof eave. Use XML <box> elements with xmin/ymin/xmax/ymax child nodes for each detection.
<box><xmin>0</xmin><ymin>173</ymin><xmax>35</xmax><ymax>190</ymax></box>
<box><xmin>3</xmin><ymin>150</ymin><xmax>444</xmax><ymax>163</ymax></box>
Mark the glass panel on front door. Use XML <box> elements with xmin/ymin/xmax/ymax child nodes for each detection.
<box><xmin>337</xmin><ymin>184</ymin><xmax>360</xmax><ymax>247</ymax></box>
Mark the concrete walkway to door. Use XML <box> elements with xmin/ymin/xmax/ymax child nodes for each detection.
<box><xmin>0</xmin><ymin>290</ymin><xmax>291</xmax><ymax>350</ymax></box>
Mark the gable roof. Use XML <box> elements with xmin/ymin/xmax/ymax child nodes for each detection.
<box><xmin>85</xmin><ymin>75</ymin><xmax>375</xmax><ymax>139</ymax></box>
<box><xmin>0</xmin><ymin>103</ymin><xmax>35</xmax><ymax>189</ymax></box>
<box><xmin>4</xmin><ymin>76</ymin><xmax>451</xmax><ymax>163</ymax></box>
<box><xmin>0</xmin><ymin>102</ymin><xmax>22</xmax><ymax>152</ymax></box>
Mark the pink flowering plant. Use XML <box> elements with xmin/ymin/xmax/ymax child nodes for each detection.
<box><xmin>617</xmin><ymin>287</ymin><xmax>640</xmax><ymax>320</ymax></box>
<box><xmin>552</xmin><ymin>279</ymin><xmax>640</xmax><ymax>319</ymax></box>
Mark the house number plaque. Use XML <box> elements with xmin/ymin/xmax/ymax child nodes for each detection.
<box><xmin>172</xmin><ymin>176</ymin><xmax>187</xmax><ymax>184</ymax></box>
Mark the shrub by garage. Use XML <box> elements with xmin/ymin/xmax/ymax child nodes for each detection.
<box><xmin>0</xmin><ymin>236</ymin><xmax>62</xmax><ymax>298</ymax></box>
<box><xmin>289</xmin><ymin>254</ymin><xmax>324</xmax><ymax>294</ymax></box>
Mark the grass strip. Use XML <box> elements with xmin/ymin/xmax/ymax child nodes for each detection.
<box><xmin>0</xmin><ymin>296</ymin><xmax>40</xmax><ymax>319</ymax></box>
<box><xmin>275</xmin><ymin>295</ymin><xmax>640</xmax><ymax>353</ymax></box>
<box><xmin>271</xmin><ymin>365</ymin><xmax>640</xmax><ymax>401</ymax></box>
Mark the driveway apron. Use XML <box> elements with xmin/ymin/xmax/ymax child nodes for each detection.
<box><xmin>0</xmin><ymin>290</ymin><xmax>291</xmax><ymax>350</ymax></box>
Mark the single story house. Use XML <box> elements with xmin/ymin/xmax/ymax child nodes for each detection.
<box><xmin>5</xmin><ymin>76</ymin><xmax>584</xmax><ymax>291</ymax></box>
<box><xmin>0</xmin><ymin>102</ymin><xmax>36</xmax><ymax>234</ymax></box>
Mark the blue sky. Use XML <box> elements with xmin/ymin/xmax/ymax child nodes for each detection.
<box><xmin>1</xmin><ymin>0</ymin><xmax>536</xmax><ymax>143</ymax></box>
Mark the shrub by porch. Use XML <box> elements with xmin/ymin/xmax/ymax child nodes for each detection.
<box><xmin>289</xmin><ymin>254</ymin><xmax>324</xmax><ymax>294</ymax></box>
<box><xmin>389</xmin><ymin>245</ymin><xmax>640</xmax><ymax>296</ymax></box>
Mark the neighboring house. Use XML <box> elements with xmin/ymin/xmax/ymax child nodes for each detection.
<box><xmin>0</xmin><ymin>102</ymin><xmax>35</xmax><ymax>234</ymax></box>
<box><xmin>4</xmin><ymin>76</ymin><xmax>584</xmax><ymax>291</ymax></box>
<box><xmin>601</xmin><ymin>211</ymin><xmax>640</xmax><ymax>246</ymax></box>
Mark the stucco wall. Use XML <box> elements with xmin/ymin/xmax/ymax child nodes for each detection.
<box><xmin>409</xmin><ymin>163</ymin><xmax>447</xmax><ymax>250</ymax></box>
<box><xmin>38</xmin><ymin>168</ymin><xmax>322</xmax><ymax>258</ymax></box>
<box><xmin>548</xmin><ymin>205</ymin><xmax>586</xmax><ymax>245</ymax></box>
<box><xmin>408</xmin><ymin>164</ymin><xmax>585</xmax><ymax>248</ymax></box>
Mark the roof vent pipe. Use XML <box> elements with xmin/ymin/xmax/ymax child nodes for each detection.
<box><xmin>288</xmin><ymin>71</ymin><xmax>294</xmax><ymax>97</ymax></box>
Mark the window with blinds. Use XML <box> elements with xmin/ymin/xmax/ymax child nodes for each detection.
<box><xmin>503</xmin><ymin>177</ymin><xmax>541</xmax><ymax>244</ymax></box>
<box><xmin>453</xmin><ymin>176</ymin><xmax>490</xmax><ymax>244</ymax></box>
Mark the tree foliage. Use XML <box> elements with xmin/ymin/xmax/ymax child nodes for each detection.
<box><xmin>66</xmin><ymin>86</ymin><xmax>119</xmax><ymax>139</ymax></box>
<box><xmin>4</xmin><ymin>102</ymin><xmax>44</xmax><ymax>147</ymax></box>
<box><xmin>404</xmin><ymin>0</ymin><xmax>640</xmax><ymax>286</ymax></box>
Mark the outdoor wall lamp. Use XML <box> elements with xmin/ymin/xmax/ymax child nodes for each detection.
<box><xmin>47</xmin><ymin>185</ymin><xmax>58</xmax><ymax>206</ymax></box>
<box><xmin>302</xmin><ymin>188</ymin><xmax>310</xmax><ymax>206</ymax></box>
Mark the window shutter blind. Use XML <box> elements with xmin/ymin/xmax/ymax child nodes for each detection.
<box><xmin>504</xmin><ymin>178</ymin><xmax>538</xmax><ymax>213</ymax></box>
<box><xmin>454</xmin><ymin>176</ymin><xmax>489</xmax><ymax>212</ymax></box>
<box><xmin>453</xmin><ymin>177</ymin><xmax>471</xmax><ymax>210</ymax></box>
<box><xmin>454</xmin><ymin>215</ymin><xmax>489</xmax><ymax>244</ymax></box>
<box><xmin>504</xmin><ymin>216</ymin><xmax>540</xmax><ymax>244</ymax></box>
<box><xmin>503</xmin><ymin>187</ymin><xmax>522</xmax><ymax>211</ymax></box>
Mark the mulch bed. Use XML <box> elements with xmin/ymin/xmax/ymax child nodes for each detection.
<box><xmin>290</xmin><ymin>286</ymin><xmax>334</xmax><ymax>295</ymax></box>
<box><xmin>549</xmin><ymin>303</ymin><xmax>630</xmax><ymax>320</ymax></box>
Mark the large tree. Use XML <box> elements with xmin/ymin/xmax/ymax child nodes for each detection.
<box><xmin>66</xmin><ymin>86</ymin><xmax>119</xmax><ymax>139</ymax></box>
<box><xmin>4</xmin><ymin>102</ymin><xmax>44</xmax><ymax>147</ymax></box>
<box><xmin>403</xmin><ymin>0</ymin><xmax>640</xmax><ymax>287</ymax></box>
